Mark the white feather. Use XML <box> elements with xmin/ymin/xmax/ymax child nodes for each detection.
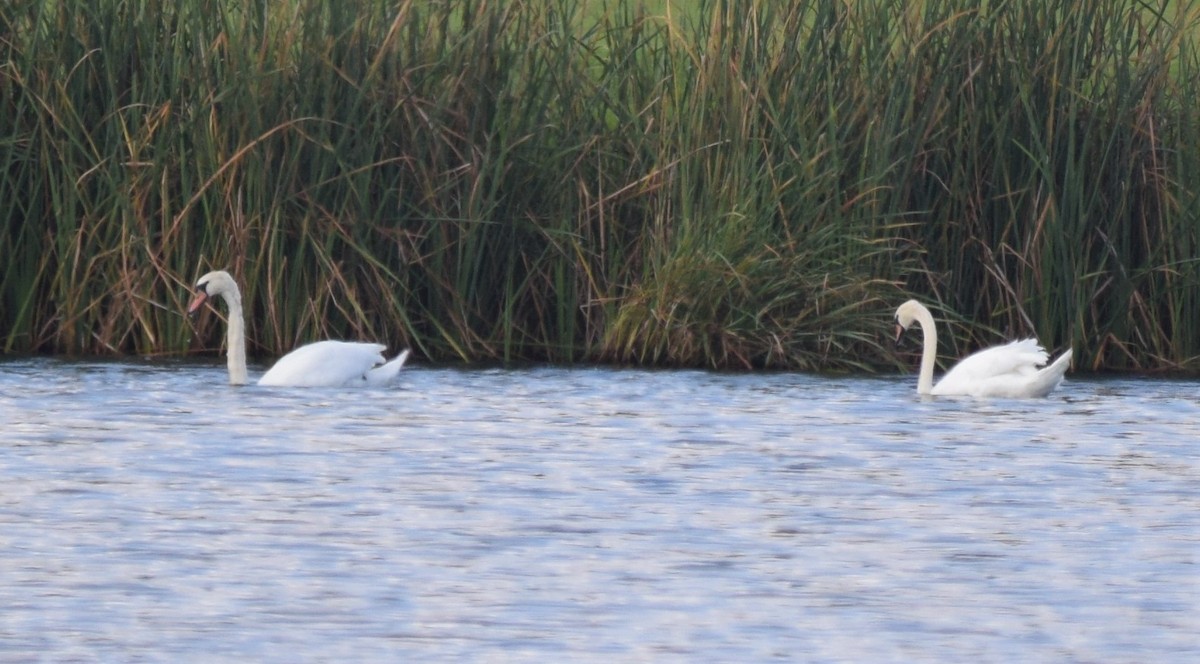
<box><xmin>258</xmin><ymin>341</ymin><xmax>408</xmax><ymax>387</ymax></box>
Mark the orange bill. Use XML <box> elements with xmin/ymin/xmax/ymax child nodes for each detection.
<box><xmin>187</xmin><ymin>291</ymin><xmax>210</xmax><ymax>315</ymax></box>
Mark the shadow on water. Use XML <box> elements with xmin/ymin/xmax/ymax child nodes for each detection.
<box><xmin>0</xmin><ymin>358</ymin><xmax>1197</xmax><ymax>661</ymax></box>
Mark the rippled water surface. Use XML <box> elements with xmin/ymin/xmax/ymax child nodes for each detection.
<box><xmin>0</xmin><ymin>358</ymin><xmax>1197</xmax><ymax>662</ymax></box>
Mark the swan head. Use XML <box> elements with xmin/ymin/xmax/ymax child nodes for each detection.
<box><xmin>894</xmin><ymin>299</ymin><xmax>926</xmax><ymax>341</ymax></box>
<box><xmin>187</xmin><ymin>270</ymin><xmax>240</xmax><ymax>316</ymax></box>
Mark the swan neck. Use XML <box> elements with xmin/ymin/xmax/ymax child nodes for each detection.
<box><xmin>221</xmin><ymin>288</ymin><xmax>248</xmax><ymax>385</ymax></box>
<box><xmin>916</xmin><ymin>306</ymin><xmax>938</xmax><ymax>395</ymax></box>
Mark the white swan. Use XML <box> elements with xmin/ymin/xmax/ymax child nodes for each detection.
<box><xmin>894</xmin><ymin>299</ymin><xmax>1071</xmax><ymax>398</ymax></box>
<box><xmin>187</xmin><ymin>270</ymin><xmax>409</xmax><ymax>387</ymax></box>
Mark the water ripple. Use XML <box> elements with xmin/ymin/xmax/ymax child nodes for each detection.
<box><xmin>0</xmin><ymin>359</ymin><xmax>1196</xmax><ymax>662</ymax></box>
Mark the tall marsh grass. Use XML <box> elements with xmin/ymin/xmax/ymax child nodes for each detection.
<box><xmin>2</xmin><ymin>0</ymin><xmax>1199</xmax><ymax>371</ymax></box>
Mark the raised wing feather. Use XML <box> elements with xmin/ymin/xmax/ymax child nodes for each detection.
<box><xmin>931</xmin><ymin>339</ymin><xmax>1057</xmax><ymax>397</ymax></box>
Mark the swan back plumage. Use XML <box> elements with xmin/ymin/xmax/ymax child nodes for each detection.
<box><xmin>258</xmin><ymin>340</ymin><xmax>400</xmax><ymax>387</ymax></box>
<box><xmin>931</xmin><ymin>339</ymin><xmax>1070</xmax><ymax>398</ymax></box>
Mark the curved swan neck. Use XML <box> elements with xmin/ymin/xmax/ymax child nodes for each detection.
<box><xmin>914</xmin><ymin>305</ymin><xmax>938</xmax><ymax>395</ymax></box>
<box><xmin>220</xmin><ymin>287</ymin><xmax>248</xmax><ymax>385</ymax></box>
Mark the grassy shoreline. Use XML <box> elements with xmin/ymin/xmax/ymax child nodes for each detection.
<box><xmin>3</xmin><ymin>0</ymin><xmax>1200</xmax><ymax>372</ymax></box>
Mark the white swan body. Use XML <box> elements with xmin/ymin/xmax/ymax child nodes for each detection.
<box><xmin>188</xmin><ymin>270</ymin><xmax>409</xmax><ymax>387</ymax></box>
<box><xmin>258</xmin><ymin>341</ymin><xmax>409</xmax><ymax>387</ymax></box>
<box><xmin>894</xmin><ymin>299</ymin><xmax>1071</xmax><ymax>398</ymax></box>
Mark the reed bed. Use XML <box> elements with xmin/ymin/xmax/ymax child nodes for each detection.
<box><xmin>2</xmin><ymin>0</ymin><xmax>1199</xmax><ymax>371</ymax></box>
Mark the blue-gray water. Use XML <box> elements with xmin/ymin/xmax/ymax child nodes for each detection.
<box><xmin>0</xmin><ymin>358</ymin><xmax>1196</xmax><ymax>662</ymax></box>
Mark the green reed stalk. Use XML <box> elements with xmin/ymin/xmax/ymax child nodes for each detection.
<box><xmin>3</xmin><ymin>0</ymin><xmax>1200</xmax><ymax>372</ymax></box>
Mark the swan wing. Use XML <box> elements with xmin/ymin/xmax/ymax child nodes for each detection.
<box><xmin>933</xmin><ymin>342</ymin><xmax>1071</xmax><ymax>397</ymax></box>
<box><xmin>258</xmin><ymin>340</ymin><xmax>388</xmax><ymax>387</ymax></box>
<box><xmin>958</xmin><ymin>348</ymin><xmax>1073</xmax><ymax>398</ymax></box>
<box><xmin>931</xmin><ymin>339</ymin><xmax>1045</xmax><ymax>396</ymax></box>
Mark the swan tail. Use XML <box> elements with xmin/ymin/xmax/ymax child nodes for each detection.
<box><xmin>365</xmin><ymin>348</ymin><xmax>410</xmax><ymax>386</ymax></box>
<box><xmin>1029</xmin><ymin>348</ymin><xmax>1073</xmax><ymax>397</ymax></box>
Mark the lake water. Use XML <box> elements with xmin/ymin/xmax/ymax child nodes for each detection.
<box><xmin>0</xmin><ymin>358</ymin><xmax>1196</xmax><ymax>662</ymax></box>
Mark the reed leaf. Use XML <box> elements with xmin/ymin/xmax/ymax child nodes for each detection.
<box><xmin>2</xmin><ymin>0</ymin><xmax>1200</xmax><ymax>372</ymax></box>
